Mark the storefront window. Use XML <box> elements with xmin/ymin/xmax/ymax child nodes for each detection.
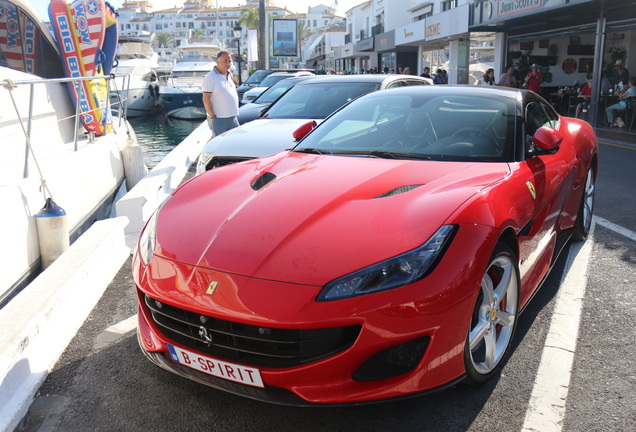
<box><xmin>469</xmin><ymin>33</ymin><xmax>496</xmax><ymax>85</ymax></box>
<box><xmin>421</xmin><ymin>47</ymin><xmax>449</xmax><ymax>75</ymax></box>
<box><xmin>381</xmin><ymin>52</ymin><xmax>396</xmax><ymax>73</ymax></box>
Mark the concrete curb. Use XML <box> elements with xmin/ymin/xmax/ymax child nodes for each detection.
<box><xmin>0</xmin><ymin>217</ymin><xmax>130</xmax><ymax>432</ymax></box>
<box><xmin>0</xmin><ymin>121</ymin><xmax>210</xmax><ymax>432</ymax></box>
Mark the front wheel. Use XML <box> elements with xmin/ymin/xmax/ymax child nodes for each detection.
<box><xmin>464</xmin><ymin>243</ymin><xmax>520</xmax><ymax>385</ymax></box>
<box><xmin>572</xmin><ymin>165</ymin><xmax>595</xmax><ymax>241</ymax></box>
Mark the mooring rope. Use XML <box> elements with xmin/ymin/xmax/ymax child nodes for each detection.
<box><xmin>3</xmin><ymin>78</ymin><xmax>55</xmax><ymax>202</ymax></box>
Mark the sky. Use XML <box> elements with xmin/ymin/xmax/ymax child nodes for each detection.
<box><xmin>31</xmin><ymin>0</ymin><xmax>365</xmax><ymax>23</ymax></box>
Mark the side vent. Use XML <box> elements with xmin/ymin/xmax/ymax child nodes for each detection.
<box><xmin>250</xmin><ymin>172</ymin><xmax>277</xmax><ymax>191</ymax></box>
<box><xmin>374</xmin><ymin>185</ymin><xmax>423</xmax><ymax>199</ymax></box>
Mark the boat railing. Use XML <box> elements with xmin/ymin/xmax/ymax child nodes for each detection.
<box><xmin>108</xmin><ymin>73</ymin><xmax>134</xmax><ymax>120</ymax></box>
<box><xmin>1</xmin><ymin>74</ymin><xmax>131</xmax><ymax>179</ymax></box>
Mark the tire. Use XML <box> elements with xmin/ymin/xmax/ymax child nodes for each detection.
<box><xmin>464</xmin><ymin>243</ymin><xmax>520</xmax><ymax>385</ymax></box>
<box><xmin>572</xmin><ymin>165</ymin><xmax>595</xmax><ymax>242</ymax></box>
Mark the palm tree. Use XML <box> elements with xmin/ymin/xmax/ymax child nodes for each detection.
<box><xmin>239</xmin><ymin>7</ymin><xmax>259</xmax><ymax>30</ymax></box>
<box><xmin>155</xmin><ymin>33</ymin><xmax>173</xmax><ymax>49</ymax></box>
<box><xmin>240</xmin><ymin>5</ymin><xmax>264</xmax><ymax>69</ymax></box>
<box><xmin>297</xmin><ymin>20</ymin><xmax>312</xmax><ymax>45</ymax></box>
<box><xmin>190</xmin><ymin>28</ymin><xmax>205</xmax><ymax>42</ymax></box>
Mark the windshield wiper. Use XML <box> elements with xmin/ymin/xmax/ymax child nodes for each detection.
<box><xmin>331</xmin><ymin>150</ymin><xmax>431</xmax><ymax>160</ymax></box>
<box><xmin>294</xmin><ymin>147</ymin><xmax>328</xmax><ymax>155</ymax></box>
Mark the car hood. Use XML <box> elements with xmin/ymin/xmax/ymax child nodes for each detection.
<box><xmin>156</xmin><ymin>153</ymin><xmax>510</xmax><ymax>286</ymax></box>
<box><xmin>201</xmin><ymin>118</ymin><xmax>320</xmax><ymax>159</ymax></box>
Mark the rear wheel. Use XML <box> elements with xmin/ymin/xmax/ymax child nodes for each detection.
<box><xmin>572</xmin><ymin>165</ymin><xmax>595</xmax><ymax>241</ymax></box>
<box><xmin>464</xmin><ymin>243</ymin><xmax>520</xmax><ymax>385</ymax></box>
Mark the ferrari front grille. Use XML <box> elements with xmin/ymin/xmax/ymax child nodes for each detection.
<box><xmin>143</xmin><ymin>293</ymin><xmax>361</xmax><ymax>368</ymax></box>
<box><xmin>205</xmin><ymin>156</ymin><xmax>253</xmax><ymax>171</ymax></box>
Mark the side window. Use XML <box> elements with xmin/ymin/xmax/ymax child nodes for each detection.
<box><xmin>386</xmin><ymin>81</ymin><xmax>407</xmax><ymax>89</ymax></box>
<box><xmin>525</xmin><ymin>100</ymin><xmax>560</xmax><ymax>156</ymax></box>
<box><xmin>406</xmin><ymin>79</ymin><xmax>428</xmax><ymax>86</ymax></box>
<box><xmin>526</xmin><ymin>101</ymin><xmax>559</xmax><ymax>136</ymax></box>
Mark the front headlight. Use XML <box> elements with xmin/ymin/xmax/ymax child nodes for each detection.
<box><xmin>196</xmin><ymin>152</ymin><xmax>213</xmax><ymax>175</ymax></box>
<box><xmin>317</xmin><ymin>225</ymin><xmax>456</xmax><ymax>301</ymax></box>
<box><xmin>135</xmin><ymin>200</ymin><xmax>167</xmax><ymax>266</ymax></box>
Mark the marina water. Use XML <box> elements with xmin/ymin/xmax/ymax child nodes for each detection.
<box><xmin>128</xmin><ymin>114</ymin><xmax>202</xmax><ymax>169</ymax></box>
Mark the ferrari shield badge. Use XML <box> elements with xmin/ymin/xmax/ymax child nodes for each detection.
<box><xmin>526</xmin><ymin>181</ymin><xmax>536</xmax><ymax>200</ymax></box>
<box><xmin>206</xmin><ymin>281</ymin><xmax>219</xmax><ymax>295</ymax></box>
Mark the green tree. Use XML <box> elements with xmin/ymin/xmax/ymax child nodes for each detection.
<box><xmin>239</xmin><ymin>7</ymin><xmax>259</xmax><ymax>30</ymax></box>
<box><xmin>240</xmin><ymin>5</ymin><xmax>265</xmax><ymax>69</ymax></box>
<box><xmin>155</xmin><ymin>33</ymin><xmax>173</xmax><ymax>48</ymax></box>
<box><xmin>190</xmin><ymin>28</ymin><xmax>205</xmax><ymax>42</ymax></box>
<box><xmin>297</xmin><ymin>20</ymin><xmax>312</xmax><ymax>46</ymax></box>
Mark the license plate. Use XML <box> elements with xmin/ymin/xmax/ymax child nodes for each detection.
<box><xmin>167</xmin><ymin>344</ymin><xmax>264</xmax><ymax>388</ymax></box>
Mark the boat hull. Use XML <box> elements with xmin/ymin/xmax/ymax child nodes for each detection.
<box><xmin>110</xmin><ymin>85</ymin><xmax>162</xmax><ymax>117</ymax></box>
<box><xmin>0</xmin><ymin>65</ymin><xmax>132</xmax><ymax>304</ymax></box>
<box><xmin>160</xmin><ymin>88</ymin><xmax>206</xmax><ymax>119</ymax></box>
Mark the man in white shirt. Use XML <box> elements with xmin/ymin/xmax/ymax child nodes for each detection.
<box><xmin>202</xmin><ymin>51</ymin><xmax>239</xmax><ymax>136</ymax></box>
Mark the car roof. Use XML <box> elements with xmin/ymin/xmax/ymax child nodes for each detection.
<box><xmin>358</xmin><ymin>83</ymin><xmax>526</xmax><ymax>101</ymax></box>
<box><xmin>292</xmin><ymin>74</ymin><xmax>431</xmax><ymax>85</ymax></box>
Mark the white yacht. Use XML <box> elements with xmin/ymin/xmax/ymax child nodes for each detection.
<box><xmin>159</xmin><ymin>42</ymin><xmax>221</xmax><ymax>119</ymax></box>
<box><xmin>0</xmin><ymin>0</ymin><xmax>140</xmax><ymax>304</ymax></box>
<box><xmin>110</xmin><ymin>37</ymin><xmax>162</xmax><ymax>117</ymax></box>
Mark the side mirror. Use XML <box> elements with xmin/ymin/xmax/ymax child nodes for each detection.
<box><xmin>292</xmin><ymin>120</ymin><xmax>317</xmax><ymax>141</ymax></box>
<box><xmin>532</xmin><ymin>126</ymin><xmax>563</xmax><ymax>152</ymax></box>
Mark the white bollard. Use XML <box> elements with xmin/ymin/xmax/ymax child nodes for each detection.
<box><xmin>122</xmin><ymin>142</ymin><xmax>148</xmax><ymax>190</ymax></box>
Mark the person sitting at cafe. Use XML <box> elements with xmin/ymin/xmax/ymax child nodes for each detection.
<box><xmin>575</xmin><ymin>79</ymin><xmax>592</xmax><ymax>119</ymax></box>
<box><xmin>613</xmin><ymin>60</ymin><xmax>630</xmax><ymax>87</ymax></box>
<box><xmin>498</xmin><ymin>65</ymin><xmax>516</xmax><ymax>87</ymax></box>
<box><xmin>477</xmin><ymin>68</ymin><xmax>495</xmax><ymax>85</ymax></box>
<box><xmin>606</xmin><ymin>76</ymin><xmax>636</xmax><ymax>127</ymax></box>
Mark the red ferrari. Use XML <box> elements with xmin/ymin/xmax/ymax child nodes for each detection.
<box><xmin>133</xmin><ymin>86</ymin><xmax>598</xmax><ymax>405</ymax></box>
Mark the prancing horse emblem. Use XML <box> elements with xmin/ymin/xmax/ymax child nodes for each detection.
<box><xmin>526</xmin><ymin>181</ymin><xmax>536</xmax><ymax>200</ymax></box>
<box><xmin>199</xmin><ymin>326</ymin><xmax>213</xmax><ymax>347</ymax></box>
<box><xmin>206</xmin><ymin>281</ymin><xmax>219</xmax><ymax>295</ymax></box>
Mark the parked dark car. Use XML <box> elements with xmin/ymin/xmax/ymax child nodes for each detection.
<box><xmin>237</xmin><ymin>75</ymin><xmax>317</xmax><ymax>124</ymax></box>
<box><xmin>198</xmin><ymin>74</ymin><xmax>433</xmax><ymax>174</ymax></box>
<box><xmin>236</xmin><ymin>69</ymin><xmax>314</xmax><ymax>101</ymax></box>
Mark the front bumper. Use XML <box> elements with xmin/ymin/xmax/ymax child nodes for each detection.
<box><xmin>133</xmin><ymin>224</ymin><xmax>496</xmax><ymax>405</ymax></box>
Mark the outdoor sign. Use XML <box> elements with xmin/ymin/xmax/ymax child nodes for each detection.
<box><xmin>424</xmin><ymin>4</ymin><xmax>469</xmax><ymax>42</ymax></box>
<box><xmin>272</xmin><ymin>19</ymin><xmax>297</xmax><ymax>57</ymax></box>
<box><xmin>375</xmin><ymin>30</ymin><xmax>395</xmax><ymax>52</ymax></box>
<box><xmin>396</xmin><ymin>21</ymin><xmax>425</xmax><ymax>45</ymax></box>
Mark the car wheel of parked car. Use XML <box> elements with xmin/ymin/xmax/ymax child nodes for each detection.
<box><xmin>464</xmin><ymin>243</ymin><xmax>520</xmax><ymax>384</ymax></box>
<box><xmin>572</xmin><ymin>165</ymin><xmax>595</xmax><ymax>242</ymax></box>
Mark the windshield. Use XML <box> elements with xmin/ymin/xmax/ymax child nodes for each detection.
<box><xmin>244</xmin><ymin>70</ymin><xmax>272</xmax><ymax>85</ymax></box>
<box><xmin>263</xmin><ymin>82</ymin><xmax>380</xmax><ymax>120</ymax></box>
<box><xmin>254</xmin><ymin>79</ymin><xmax>299</xmax><ymax>104</ymax></box>
<box><xmin>258</xmin><ymin>74</ymin><xmax>295</xmax><ymax>88</ymax></box>
<box><xmin>294</xmin><ymin>90</ymin><xmax>516</xmax><ymax>163</ymax></box>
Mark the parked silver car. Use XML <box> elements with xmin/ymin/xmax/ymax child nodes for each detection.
<box><xmin>196</xmin><ymin>74</ymin><xmax>433</xmax><ymax>174</ymax></box>
<box><xmin>240</xmin><ymin>71</ymin><xmax>314</xmax><ymax>105</ymax></box>
<box><xmin>237</xmin><ymin>75</ymin><xmax>318</xmax><ymax>124</ymax></box>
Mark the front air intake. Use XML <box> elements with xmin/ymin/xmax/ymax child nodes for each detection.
<box><xmin>374</xmin><ymin>185</ymin><xmax>423</xmax><ymax>199</ymax></box>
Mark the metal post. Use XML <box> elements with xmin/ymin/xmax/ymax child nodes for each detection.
<box><xmin>590</xmin><ymin>9</ymin><xmax>607</xmax><ymax>128</ymax></box>
<box><xmin>23</xmin><ymin>83</ymin><xmax>35</xmax><ymax>178</ymax></box>
<box><xmin>73</xmin><ymin>80</ymin><xmax>81</xmax><ymax>152</ymax></box>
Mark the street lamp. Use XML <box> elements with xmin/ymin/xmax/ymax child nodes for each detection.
<box><xmin>233</xmin><ymin>24</ymin><xmax>243</xmax><ymax>85</ymax></box>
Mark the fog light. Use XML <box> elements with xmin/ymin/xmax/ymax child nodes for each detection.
<box><xmin>352</xmin><ymin>337</ymin><xmax>430</xmax><ymax>381</ymax></box>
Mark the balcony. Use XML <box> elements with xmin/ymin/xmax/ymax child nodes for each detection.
<box><xmin>371</xmin><ymin>23</ymin><xmax>384</xmax><ymax>37</ymax></box>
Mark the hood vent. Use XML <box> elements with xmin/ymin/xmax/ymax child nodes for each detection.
<box><xmin>374</xmin><ymin>185</ymin><xmax>423</xmax><ymax>199</ymax></box>
<box><xmin>250</xmin><ymin>172</ymin><xmax>277</xmax><ymax>191</ymax></box>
